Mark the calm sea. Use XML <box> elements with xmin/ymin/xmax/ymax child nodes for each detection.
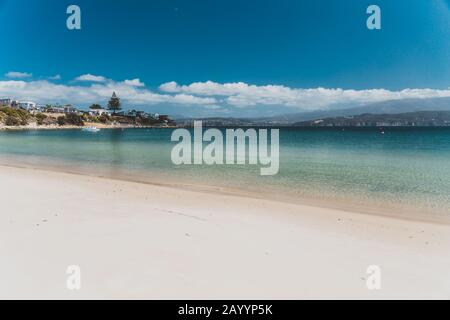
<box><xmin>1</xmin><ymin>127</ymin><xmax>449</xmax><ymax>218</ymax></box>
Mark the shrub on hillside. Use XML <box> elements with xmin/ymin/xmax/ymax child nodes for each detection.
<box><xmin>5</xmin><ymin>116</ymin><xmax>21</xmax><ymax>126</ymax></box>
<box><xmin>35</xmin><ymin>113</ymin><xmax>47</xmax><ymax>125</ymax></box>
<box><xmin>57</xmin><ymin>113</ymin><xmax>84</xmax><ymax>126</ymax></box>
<box><xmin>0</xmin><ymin>107</ymin><xmax>29</xmax><ymax>125</ymax></box>
<box><xmin>57</xmin><ymin>116</ymin><xmax>66</xmax><ymax>126</ymax></box>
<box><xmin>98</xmin><ymin>114</ymin><xmax>111</xmax><ymax>124</ymax></box>
<box><xmin>65</xmin><ymin>113</ymin><xmax>84</xmax><ymax>126</ymax></box>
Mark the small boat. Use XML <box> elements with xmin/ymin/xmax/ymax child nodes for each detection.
<box><xmin>82</xmin><ymin>126</ymin><xmax>100</xmax><ymax>133</ymax></box>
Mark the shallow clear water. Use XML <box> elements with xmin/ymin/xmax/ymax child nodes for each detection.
<box><xmin>1</xmin><ymin>127</ymin><xmax>449</xmax><ymax>216</ymax></box>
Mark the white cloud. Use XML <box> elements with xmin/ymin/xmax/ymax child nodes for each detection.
<box><xmin>5</xmin><ymin>71</ymin><xmax>32</xmax><ymax>79</ymax></box>
<box><xmin>123</xmin><ymin>78</ymin><xmax>145</xmax><ymax>87</ymax></box>
<box><xmin>159</xmin><ymin>81</ymin><xmax>180</xmax><ymax>93</ymax></box>
<box><xmin>0</xmin><ymin>79</ymin><xmax>216</xmax><ymax>107</ymax></box>
<box><xmin>75</xmin><ymin>74</ymin><xmax>107</xmax><ymax>82</ymax></box>
<box><xmin>2</xmin><ymin>75</ymin><xmax>450</xmax><ymax>113</ymax></box>
<box><xmin>48</xmin><ymin>74</ymin><xmax>61</xmax><ymax>80</ymax></box>
<box><xmin>159</xmin><ymin>81</ymin><xmax>450</xmax><ymax>110</ymax></box>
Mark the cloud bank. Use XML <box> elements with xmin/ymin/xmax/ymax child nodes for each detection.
<box><xmin>1</xmin><ymin>73</ymin><xmax>449</xmax><ymax>114</ymax></box>
<box><xmin>0</xmin><ymin>77</ymin><xmax>216</xmax><ymax>107</ymax></box>
<box><xmin>159</xmin><ymin>81</ymin><xmax>450</xmax><ymax>110</ymax></box>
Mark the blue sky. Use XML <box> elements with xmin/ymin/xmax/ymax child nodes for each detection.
<box><xmin>0</xmin><ymin>0</ymin><xmax>449</xmax><ymax>117</ymax></box>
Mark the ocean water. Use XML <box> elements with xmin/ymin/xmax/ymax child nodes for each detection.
<box><xmin>1</xmin><ymin>127</ymin><xmax>449</xmax><ymax>218</ymax></box>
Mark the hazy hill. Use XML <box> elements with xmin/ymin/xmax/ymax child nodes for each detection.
<box><xmin>257</xmin><ymin>97</ymin><xmax>450</xmax><ymax>124</ymax></box>
<box><xmin>174</xmin><ymin>97</ymin><xmax>450</xmax><ymax>126</ymax></box>
<box><xmin>294</xmin><ymin>111</ymin><xmax>450</xmax><ymax>127</ymax></box>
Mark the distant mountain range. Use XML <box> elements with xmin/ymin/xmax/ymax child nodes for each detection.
<box><xmin>294</xmin><ymin>111</ymin><xmax>450</xmax><ymax>127</ymax></box>
<box><xmin>175</xmin><ymin>97</ymin><xmax>450</xmax><ymax>126</ymax></box>
<box><xmin>256</xmin><ymin>97</ymin><xmax>450</xmax><ymax>124</ymax></box>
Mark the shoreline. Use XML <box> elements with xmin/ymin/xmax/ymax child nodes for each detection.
<box><xmin>1</xmin><ymin>165</ymin><xmax>450</xmax><ymax>299</ymax></box>
<box><xmin>0</xmin><ymin>156</ymin><xmax>448</xmax><ymax>225</ymax></box>
<box><xmin>3</xmin><ymin>124</ymin><xmax>450</xmax><ymax>131</ymax></box>
<box><xmin>0</xmin><ymin>124</ymin><xmax>178</xmax><ymax>131</ymax></box>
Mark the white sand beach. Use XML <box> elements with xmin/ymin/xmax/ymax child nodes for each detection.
<box><xmin>1</xmin><ymin>165</ymin><xmax>450</xmax><ymax>299</ymax></box>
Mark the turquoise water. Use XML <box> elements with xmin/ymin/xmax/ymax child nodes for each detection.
<box><xmin>1</xmin><ymin>127</ymin><xmax>449</xmax><ymax>217</ymax></box>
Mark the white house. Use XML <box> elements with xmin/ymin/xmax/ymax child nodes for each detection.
<box><xmin>49</xmin><ymin>106</ymin><xmax>65</xmax><ymax>113</ymax></box>
<box><xmin>64</xmin><ymin>105</ymin><xmax>78</xmax><ymax>114</ymax></box>
<box><xmin>0</xmin><ymin>98</ymin><xmax>19</xmax><ymax>107</ymax></box>
<box><xmin>1</xmin><ymin>98</ymin><xmax>38</xmax><ymax>110</ymax></box>
<box><xmin>0</xmin><ymin>98</ymin><xmax>13</xmax><ymax>106</ymax></box>
<box><xmin>18</xmin><ymin>101</ymin><xmax>37</xmax><ymax>110</ymax></box>
<box><xmin>89</xmin><ymin>109</ymin><xmax>111</xmax><ymax>116</ymax></box>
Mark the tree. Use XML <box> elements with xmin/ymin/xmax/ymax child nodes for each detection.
<box><xmin>65</xmin><ymin>113</ymin><xmax>85</xmax><ymax>126</ymax></box>
<box><xmin>107</xmin><ymin>92</ymin><xmax>121</xmax><ymax>114</ymax></box>
<box><xmin>89</xmin><ymin>104</ymin><xmax>102</xmax><ymax>110</ymax></box>
<box><xmin>5</xmin><ymin>116</ymin><xmax>20</xmax><ymax>126</ymax></box>
<box><xmin>57</xmin><ymin>116</ymin><xmax>66</xmax><ymax>126</ymax></box>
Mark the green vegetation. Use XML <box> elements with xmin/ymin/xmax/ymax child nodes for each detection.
<box><xmin>97</xmin><ymin>114</ymin><xmax>111</xmax><ymax>124</ymax></box>
<box><xmin>57</xmin><ymin>113</ymin><xmax>85</xmax><ymax>126</ymax></box>
<box><xmin>0</xmin><ymin>107</ymin><xmax>86</xmax><ymax>127</ymax></box>
<box><xmin>5</xmin><ymin>116</ymin><xmax>21</xmax><ymax>126</ymax></box>
<box><xmin>0</xmin><ymin>106</ymin><xmax>30</xmax><ymax>126</ymax></box>
<box><xmin>35</xmin><ymin>113</ymin><xmax>47</xmax><ymax>125</ymax></box>
<box><xmin>0</xmin><ymin>100</ymin><xmax>174</xmax><ymax>128</ymax></box>
<box><xmin>82</xmin><ymin>114</ymin><xmax>112</xmax><ymax>124</ymax></box>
